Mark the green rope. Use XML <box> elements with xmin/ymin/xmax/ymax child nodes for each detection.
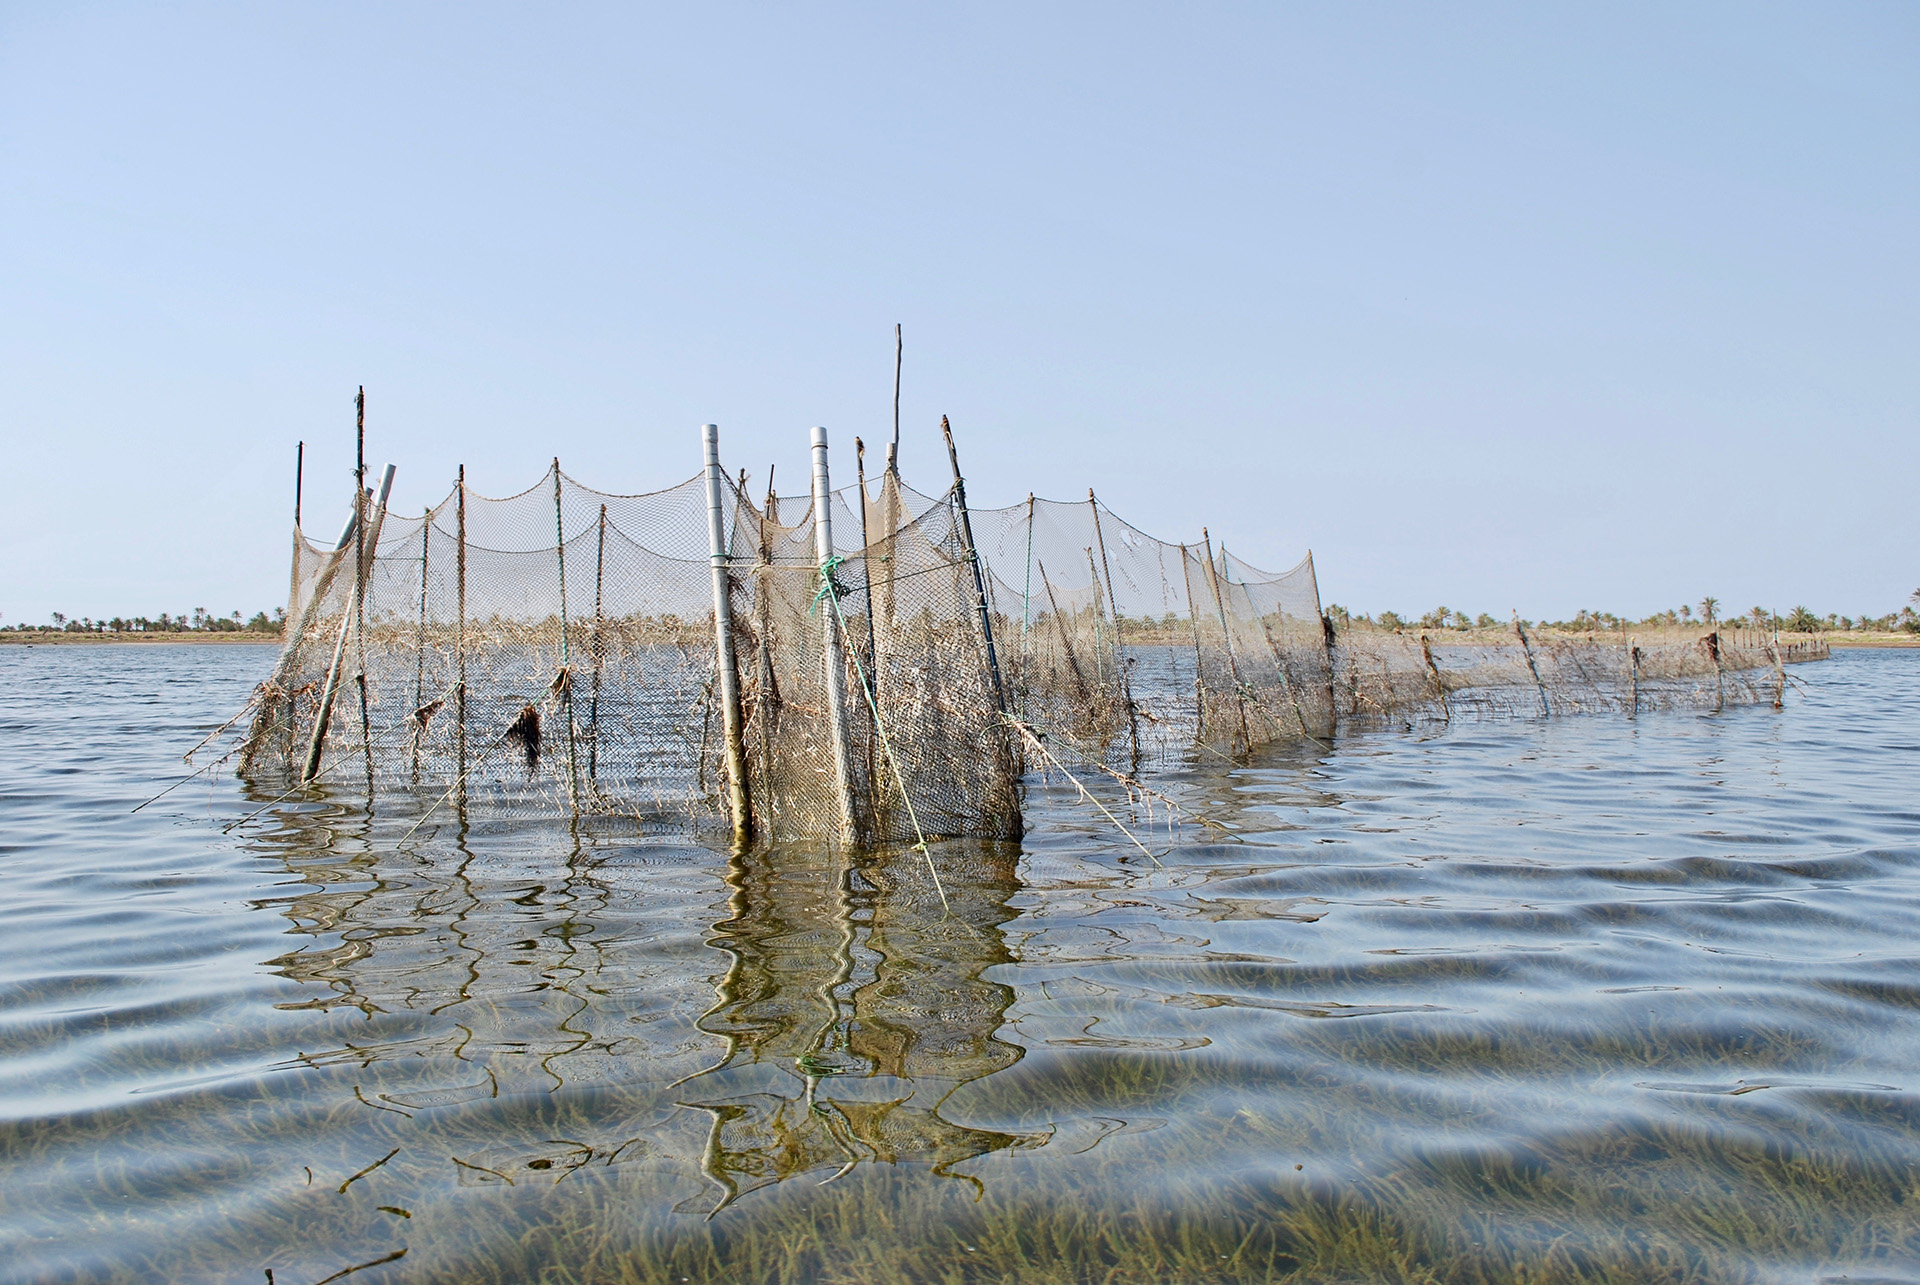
<box><xmin>818</xmin><ymin>555</ymin><xmax>948</xmax><ymax>912</ymax></box>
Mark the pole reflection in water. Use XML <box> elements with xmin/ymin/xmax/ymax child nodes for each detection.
<box><xmin>679</xmin><ymin>840</ymin><xmax>1047</xmax><ymax>1211</ymax></box>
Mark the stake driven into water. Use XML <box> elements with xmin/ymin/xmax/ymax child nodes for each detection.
<box><xmin>811</xmin><ymin>427</ymin><xmax>861</xmax><ymax>847</ymax></box>
<box><xmin>703</xmin><ymin>424</ymin><xmax>752</xmax><ymax>847</ymax></box>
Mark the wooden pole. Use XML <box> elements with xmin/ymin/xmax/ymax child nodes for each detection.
<box><xmin>455</xmin><ymin>466</ymin><xmax>467</xmax><ymax>809</ymax></box>
<box><xmin>810</xmin><ymin>426</ymin><xmax>860</xmax><ymax>845</ymax></box>
<box><xmin>589</xmin><ymin>503</ymin><xmax>607</xmax><ymax>782</ymax></box>
<box><xmin>353</xmin><ymin>390</ymin><xmax>374</xmax><ymax>791</ymax></box>
<box><xmin>941</xmin><ymin>415</ymin><xmax>1007</xmax><ymax>713</ymax></box>
<box><xmin>553</xmin><ymin>462</ymin><xmax>580</xmax><ymax>809</ymax></box>
<box><xmin>853</xmin><ymin>438</ymin><xmax>880</xmax><ymax>694</ymax></box>
<box><xmin>1628</xmin><ymin>637</ymin><xmax>1641</xmax><ymax>718</ymax></box>
<box><xmin>1037</xmin><ymin>560</ymin><xmax>1092</xmax><ymax>705</ymax></box>
<box><xmin>294</xmin><ymin>441</ymin><xmax>304</xmax><ymax>529</ymax></box>
<box><xmin>1770</xmin><ymin>631</ymin><xmax>1786</xmax><ymax>710</ymax></box>
<box><xmin>1513</xmin><ymin>613</ymin><xmax>1551</xmax><ymax>716</ymax></box>
<box><xmin>889</xmin><ymin>324</ymin><xmax>902</xmax><ymax>475</ymax></box>
<box><xmin>704</xmin><ymin>426</ymin><xmax>753</xmax><ymax>846</ymax></box>
<box><xmin>1419</xmin><ymin>632</ymin><xmax>1450</xmax><ymax>723</ymax></box>
<box><xmin>303</xmin><ymin>461</ymin><xmax>395</xmax><ymax>783</ymax></box>
<box><xmin>1088</xmin><ymin>490</ymin><xmax>1140</xmax><ymax>764</ymax></box>
<box><xmin>1706</xmin><ymin>630</ymin><xmax>1724</xmax><ymax>712</ymax></box>
<box><xmin>1180</xmin><ymin>543</ymin><xmax>1207</xmax><ymax>739</ymax></box>
<box><xmin>412</xmin><ymin>506</ymin><xmax>430</xmax><ymax>781</ymax></box>
<box><xmin>1202</xmin><ymin>529</ymin><xmax>1252</xmax><ymax>752</ymax></box>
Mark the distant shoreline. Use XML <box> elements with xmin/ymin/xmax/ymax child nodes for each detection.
<box><xmin>0</xmin><ymin>632</ymin><xmax>283</xmax><ymax>646</ymax></box>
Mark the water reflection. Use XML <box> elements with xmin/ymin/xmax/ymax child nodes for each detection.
<box><xmin>679</xmin><ymin>841</ymin><xmax>1047</xmax><ymax>1210</ymax></box>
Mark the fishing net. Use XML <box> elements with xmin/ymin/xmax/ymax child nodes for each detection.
<box><xmin>238</xmin><ymin>441</ymin><xmax>1825</xmax><ymax>843</ymax></box>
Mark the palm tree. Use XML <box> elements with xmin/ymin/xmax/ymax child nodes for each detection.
<box><xmin>1699</xmin><ymin>596</ymin><xmax>1719</xmax><ymax>625</ymax></box>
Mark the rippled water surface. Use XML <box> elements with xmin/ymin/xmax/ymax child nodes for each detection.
<box><xmin>4</xmin><ymin>643</ymin><xmax>1919</xmax><ymax>1284</ymax></box>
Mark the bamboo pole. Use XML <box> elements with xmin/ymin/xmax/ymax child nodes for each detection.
<box><xmin>941</xmin><ymin>416</ymin><xmax>1007</xmax><ymax>713</ymax></box>
<box><xmin>810</xmin><ymin>427</ymin><xmax>860</xmax><ymax>846</ymax></box>
<box><xmin>553</xmin><ymin>461</ymin><xmax>580</xmax><ymax>810</ymax></box>
<box><xmin>1088</xmin><ymin>490</ymin><xmax>1140</xmax><ymax>764</ymax></box>
<box><xmin>703</xmin><ymin>426</ymin><xmax>752</xmax><ymax>846</ymax></box>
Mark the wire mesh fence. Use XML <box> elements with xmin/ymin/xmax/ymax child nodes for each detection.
<box><xmin>236</xmin><ymin>430</ymin><xmax>1826</xmax><ymax>844</ymax></box>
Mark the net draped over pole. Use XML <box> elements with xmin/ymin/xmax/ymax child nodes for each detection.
<box><xmin>240</xmin><ymin>427</ymin><xmax>1822</xmax><ymax>841</ymax></box>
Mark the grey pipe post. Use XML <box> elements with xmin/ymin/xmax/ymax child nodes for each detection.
<box><xmin>304</xmin><ymin>463</ymin><xmax>395</xmax><ymax>783</ymax></box>
<box><xmin>705</xmin><ymin>424</ymin><xmax>753</xmax><ymax>847</ymax></box>
<box><xmin>810</xmin><ymin>426</ymin><xmax>860</xmax><ymax>846</ymax></box>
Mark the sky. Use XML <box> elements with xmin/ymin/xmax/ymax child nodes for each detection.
<box><xmin>2</xmin><ymin>3</ymin><xmax>1915</xmax><ymax>625</ymax></box>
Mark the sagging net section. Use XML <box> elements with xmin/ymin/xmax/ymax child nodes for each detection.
<box><xmin>239</xmin><ymin>454</ymin><xmax>1825</xmax><ymax>843</ymax></box>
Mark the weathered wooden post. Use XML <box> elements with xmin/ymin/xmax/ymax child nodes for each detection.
<box><xmin>942</xmin><ymin>416</ymin><xmax>1008</xmax><ymax>714</ymax></box>
<box><xmin>455</xmin><ymin>465</ymin><xmax>467</xmax><ymax>809</ymax></box>
<box><xmin>705</xmin><ymin>425</ymin><xmax>753</xmax><ymax>847</ymax></box>
<box><xmin>1090</xmin><ymin>491</ymin><xmax>1141</xmax><ymax>764</ymax></box>
<box><xmin>303</xmin><ymin>460</ymin><xmax>395</xmax><ymax>783</ymax></box>
<box><xmin>1420</xmin><ymin>633</ymin><xmax>1450</xmax><ymax>723</ymax></box>
<box><xmin>1513</xmin><ymin>613</ymin><xmax>1551</xmax><ymax>717</ymax></box>
<box><xmin>1770</xmin><ymin>630</ymin><xmax>1786</xmax><ymax>710</ymax></box>
<box><xmin>810</xmin><ymin>427</ymin><xmax>860</xmax><ymax>846</ymax></box>
<box><xmin>1202</xmin><ymin>529</ymin><xmax>1253</xmax><ymax>752</ymax></box>
<box><xmin>552</xmin><ymin>461</ymin><xmax>581</xmax><ymax>809</ymax></box>
<box><xmin>588</xmin><ymin>503</ymin><xmax>607</xmax><ymax>782</ymax></box>
<box><xmin>411</xmin><ymin>506</ymin><xmax>430</xmax><ymax>781</ymax></box>
<box><xmin>1628</xmin><ymin>637</ymin><xmax>1641</xmax><ymax>718</ymax></box>
<box><xmin>289</xmin><ymin>442</ymin><xmax>304</xmax><ymax>623</ymax></box>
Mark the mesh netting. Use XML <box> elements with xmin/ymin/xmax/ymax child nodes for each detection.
<box><xmin>240</xmin><ymin>446</ymin><xmax>1825</xmax><ymax>843</ymax></box>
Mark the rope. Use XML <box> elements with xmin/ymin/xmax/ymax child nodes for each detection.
<box><xmin>817</xmin><ymin>554</ymin><xmax>949</xmax><ymax>912</ymax></box>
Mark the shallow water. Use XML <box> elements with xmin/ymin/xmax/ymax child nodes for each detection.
<box><xmin>3</xmin><ymin>643</ymin><xmax>1918</xmax><ymax>1284</ymax></box>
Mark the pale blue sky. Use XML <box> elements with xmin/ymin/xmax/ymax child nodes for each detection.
<box><xmin>3</xmin><ymin>3</ymin><xmax>1915</xmax><ymax>624</ymax></box>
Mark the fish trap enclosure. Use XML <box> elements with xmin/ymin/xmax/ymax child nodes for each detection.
<box><xmin>236</xmin><ymin>422</ymin><xmax>1825</xmax><ymax>844</ymax></box>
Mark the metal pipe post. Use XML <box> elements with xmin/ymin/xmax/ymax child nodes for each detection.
<box><xmin>810</xmin><ymin>426</ymin><xmax>860</xmax><ymax>846</ymax></box>
<box><xmin>705</xmin><ymin>425</ymin><xmax>754</xmax><ymax>846</ymax></box>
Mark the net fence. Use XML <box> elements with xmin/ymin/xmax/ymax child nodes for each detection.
<box><xmin>236</xmin><ymin>438</ymin><xmax>1825</xmax><ymax>843</ymax></box>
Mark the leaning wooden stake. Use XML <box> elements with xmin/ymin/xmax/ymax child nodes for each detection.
<box><xmin>352</xmin><ymin>392</ymin><xmax>374</xmax><ymax>791</ymax></box>
<box><xmin>1513</xmin><ymin>613</ymin><xmax>1551</xmax><ymax>716</ymax></box>
<box><xmin>303</xmin><ymin>460</ymin><xmax>395</xmax><ymax>783</ymax></box>
<box><xmin>1420</xmin><ymin>633</ymin><xmax>1450</xmax><ymax>723</ymax></box>
<box><xmin>942</xmin><ymin>416</ymin><xmax>1008</xmax><ymax>714</ymax></box>
<box><xmin>1089</xmin><ymin>490</ymin><xmax>1141</xmax><ymax>765</ymax></box>
<box><xmin>1769</xmin><ymin>631</ymin><xmax>1786</xmax><ymax>710</ymax></box>
<box><xmin>1202</xmin><ymin>529</ymin><xmax>1253</xmax><ymax>752</ymax></box>
<box><xmin>705</xmin><ymin>425</ymin><xmax>753</xmax><ymax>847</ymax></box>
<box><xmin>810</xmin><ymin>426</ymin><xmax>860</xmax><ymax>846</ymax></box>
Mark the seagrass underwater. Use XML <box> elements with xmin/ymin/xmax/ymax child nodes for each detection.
<box><xmin>4</xmin><ymin>642</ymin><xmax>1920</xmax><ymax>1283</ymax></box>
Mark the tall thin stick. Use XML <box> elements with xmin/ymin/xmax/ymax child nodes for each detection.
<box><xmin>1513</xmin><ymin>613</ymin><xmax>1551</xmax><ymax>716</ymax></box>
<box><xmin>553</xmin><ymin>460</ymin><xmax>580</xmax><ymax>809</ymax></box>
<box><xmin>589</xmin><ymin>503</ymin><xmax>607</xmax><ymax>782</ymax></box>
<box><xmin>1202</xmin><ymin>529</ymin><xmax>1252</xmax><ymax>752</ymax></box>
<box><xmin>942</xmin><ymin>415</ymin><xmax>1007</xmax><ymax>713</ymax></box>
<box><xmin>1089</xmin><ymin>490</ymin><xmax>1140</xmax><ymax>765</ymax></box>
<box><xmin>455</xmin><ymin>466</ymin><xmax>467</xmax><ymax>811</ymax></box>
<box><xmin>412</xmin><ymin>506</ymin><xmax>430</xmax><ymax>781</ymax></box>
<box><xmin>810</xmin><ymin>427</ymin><xmax>860</xmax><ymax>845</ymax></box>
<box><xmin>705</xmin><ymin>425</ymin><xmax>752</xmax><ymax>846</ymax></box>
<box><xmin>888</xmin><ymin>323</ymin><xmax>902</xmax><ymax>474</ymax></box>
<box><xmin>353</xmin><ymin>390</ymin><xmax>373</xmax><ymax>793</ymax></box>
